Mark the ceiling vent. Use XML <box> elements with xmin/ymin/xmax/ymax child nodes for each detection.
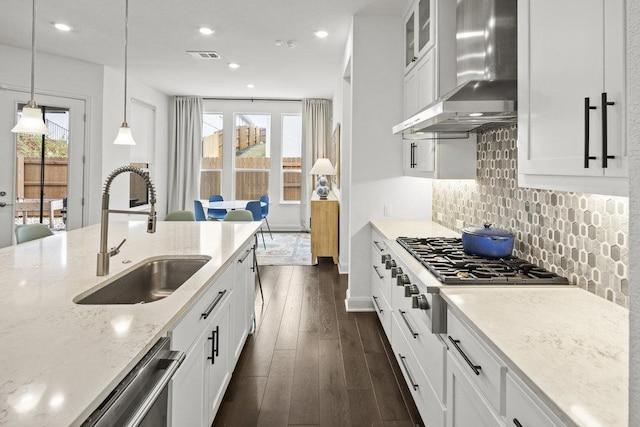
<box><xmin>187</xmin><ymin>51</ymin><xmax>221</xmax><ymax>59</ymax></box>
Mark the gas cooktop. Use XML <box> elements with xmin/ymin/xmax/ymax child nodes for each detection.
<box><xmin>396</xmin><ymin>236</ymin><xmax>569</xmax><ymax>285</ymax></box>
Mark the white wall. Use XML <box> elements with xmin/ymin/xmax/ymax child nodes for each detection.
<box><xmin>101</xmin><ymin>66</ymin><xmax>171</xmax><ymax>219</ymax></box>
<box><xmin>202</xmin><ymin>98</ymin><xmax>304</xmax><ymax>230</ymax></box>
<box><xmin>628</xmin><ymin>0</ymin><xmax>640</xmax><ymax>422</ymax></box>
<box><xmin>343</xmin><ymin>15</ymin><xmax>432</xmax><ymax>310</ymax></box>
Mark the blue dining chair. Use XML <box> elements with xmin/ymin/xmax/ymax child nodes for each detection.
<box><xmin>245</xmin><ymin>200</ymin><xmax>266</xmax><ymax>250</ymax></box>
<box><xmin>208</xmin><ymin>195</ymin><xmax>227</xmax><ymax>220</ymax></box>
<box><xmin>259</xmin><ymin>195</ymin><xmax>273</xmax><ymax>239</ymax></box>
<box><xmin>193</xmin><ymin>200</ymin><xmax>207</xmax><ymax>222</ymax></box>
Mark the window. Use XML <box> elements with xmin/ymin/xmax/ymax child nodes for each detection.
<box><xmin>234</xmin><ymin>114</ymin><xmax>270</xmax><ymax>200</ymax></box>
<box><xmin>281</xmin><ymin>114</ymin><xmax>302</xmax><ymax>202</ymax></box>
<box><xmin>200</xmin><ymin>113</ymin><xmax>223</xmax><ymax>198</ymax></box>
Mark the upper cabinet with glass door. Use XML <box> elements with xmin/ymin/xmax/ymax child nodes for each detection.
<box><xmin>404</xmin><ymin>0</ymin><xmax>435</xmax><ymax>73</ymax></box>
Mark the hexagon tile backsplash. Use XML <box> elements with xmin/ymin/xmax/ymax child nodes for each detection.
<box><xmin>432</xmin><ymin>125</ymin><xmax>629</xmax><ymax>307</ymax></box>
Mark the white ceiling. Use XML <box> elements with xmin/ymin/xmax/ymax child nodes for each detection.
<box><xmin>0</xmin><ymin>0</ymin><xmax>407</xmax><ymax>99</ymax></box>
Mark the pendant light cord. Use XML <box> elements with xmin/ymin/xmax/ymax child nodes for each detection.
<box><xmin>29</xmin><ymin>0</ymin><xmax>36</xmax><ymax>106</ymax></box>
<box><xmin>123</xmin><ymin>0</ymin><xmax>129</xmax><ymax>126</ymax></box>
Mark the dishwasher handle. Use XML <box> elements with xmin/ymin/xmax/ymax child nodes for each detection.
<box><xmin>125</xmin><ymin>349</ymin><xmax>185</xmax><ymax>427</ymax></box>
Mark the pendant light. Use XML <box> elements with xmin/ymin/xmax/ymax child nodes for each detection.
<box><xmin>11</xmin><ymin>0</ymin><xmax>49</xmax><ymax>136</ymax></box>
<box><xmin>113</xmin><ymin>0</ymin><xmax>135</xmax><ymax>145</ymax></box>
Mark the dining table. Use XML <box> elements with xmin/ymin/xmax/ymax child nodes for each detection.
<box><xmin>200</xmin><ymin>199</ymin><xmax>266</xmax><ymax>210</ymax></box>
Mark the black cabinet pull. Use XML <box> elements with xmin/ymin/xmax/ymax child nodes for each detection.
<box><xmin>201</xmin><ymin>289</ymin><xmax>227</xmax><ymax>319</ymax></box>
<box><xmin>584</xmin><ymin>97</ymin><xmax>597</xmax><ymax>168</ymax></box>
<box><xmin>601</xmin><ymin>92</ymin><xmax>616</xmax><ymax>168</ymax></box>
<box><xmin>372</xmin><ymin>295</ymin><xmax>383</xmax><ymax>313</ymax></box>
<box><xmin>399</xmin><ymin>310</ymin><xmax>419</xmax><ymax>338</ymax></box>
<box><xmin>238</xmin><ymin>248</ymin><xmax>251</xmax><ymax>263</ymax></box>
<box><xmin>410</xmin><ymin>143</ymin><xmax>417</xmax><ymax>168</ymax></box>
<box><xmin>398</xmin><ymin>354</ymin><xmax>419</xmax><ymax>390</ymax></box>
<box><xmin>207</xmin><ymin>326</ymin><xmax>220</xmax><ymax>364</ymax></box>
<box><xmin>513</xmin><ymin>418</ymin><xmax>523</xmax><ymax>427</ymax></box>
<box><xmin>448</xmin><ymin>335</ymin><xmax>481</xmax><ymax>375</ymax></box>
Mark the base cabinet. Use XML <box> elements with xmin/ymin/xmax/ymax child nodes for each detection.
<box><xmin>505</xmin><ymin>374</ymin><xmax>565</xmax><ymax>427</ymax></box>
<box><xmin>446</xmin><ymin>352</ymin><xmax>503</xmax><ymax>427</ymax></box>
<box><xmin>170</xmin><ymin>238</ymin><xmax>256</xmax><ymax>427</ymax></box>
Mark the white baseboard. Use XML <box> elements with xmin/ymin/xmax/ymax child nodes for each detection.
<box><xmin>345</xmin><ymin>296</ymin><xmax>374</xmax><ymax>312</ymax></box>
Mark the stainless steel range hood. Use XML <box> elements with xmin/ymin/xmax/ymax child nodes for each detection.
<box><xmin>394</xmin><ymin>0</ymin><xmax>517</xmax><ymax>136</ymax></box>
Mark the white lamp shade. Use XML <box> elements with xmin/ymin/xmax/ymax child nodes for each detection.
<box><xmin>309</xmin><ymin>158</ymin><xmax>336</xmax><ymax>176</ymax></box>
<box><xmin>11</xmin><ymin>106</ymin><xmax>49</xmax><ymax>136</ymax></box>
<box><xmin>113</xmin><ymin>124</ymin><xmax>136</xmax><ymax>145</ymax></box>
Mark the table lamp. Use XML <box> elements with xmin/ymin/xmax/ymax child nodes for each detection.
<box><xmin>309</xmin><ymin>158</ymin><xmax>336</xmax><ymax>199</ymax></box>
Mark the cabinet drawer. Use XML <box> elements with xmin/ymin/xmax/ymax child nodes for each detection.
<box><xmin>371</xmin><ymin>243</ymin><xmax>393</xmax><ymax>305</ymax></box>
<box><xmin>171</xmin><ymin>264</ymin><xmax>233</xmax><ymax>352</ymax></box>
<box><xmin>447</xmin><ymin>311</ymin><xmax>506</xmax><ymax>414</ymax></box>
<box><xmin>371</xmin><ymin>279</ymin><xmax>392</xmax><ymax>339</ymax></box>
<box><xmin>392</xmin><ymin>316</ymin><xmax>445</xmax><ymax>426</ymax></box>
<box><xmin>506</xmin><ymin>373</ymin><xmax>565</xmax><ymax>427</ymax></box>
<box><xmin>394</xmin><ymin>307</ymin><xmax>446</xmax><ymax>405</ymax></box>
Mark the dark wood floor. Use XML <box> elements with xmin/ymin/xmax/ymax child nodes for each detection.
<box><xmin>213</xmin><ymin>259</ymin><xmax>423</xmax><ymax>427</ymax></box>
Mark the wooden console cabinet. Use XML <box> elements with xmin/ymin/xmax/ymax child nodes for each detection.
<box><xmin>310</xmin><ymin>191</ymin><xmax>339</xmax><ymax>264</ymax></box>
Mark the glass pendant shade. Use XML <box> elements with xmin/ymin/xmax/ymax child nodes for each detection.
<box><xmin>113</xmin><ymin>123</ymin><xmax>136</xmax><ymax>145</ymax></box>
<box><xmin>12</xmin><ymin>104</ymin><xmax>49</xmax><ymax>135</ymax></box>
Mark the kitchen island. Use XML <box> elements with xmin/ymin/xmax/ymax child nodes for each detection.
<box><xmin>370</xmin><ymin>219</ymin><xmax>628</xmax><ymax>427</ymax></box>
<box><xmin>0</xmin><ymin>220</ymin><xmax>261</xmax><ymax>426</ymax></box>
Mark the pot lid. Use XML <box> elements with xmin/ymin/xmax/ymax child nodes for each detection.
<box><xmin>462</xmin><ymin>223</ymin><xmax>514</xmax><ymax>238</ymax></box>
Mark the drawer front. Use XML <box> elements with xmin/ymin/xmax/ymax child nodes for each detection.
<box><xmin>447</xmin><ymin>311</ymin><xmax>505</xmax><ymax>414</ymax></box>
<box><xmin>392</xmin><ymin>316</ymin><xmax>445</xmax><ymax>426</ymax></box>
<box><xmin>371</xmin><ymin>278</ymin><xmax>392</xmax><ymax>339</ymax></box>
<box><xmin>171</xmin><ymin>264</ymin><xmax>233</xmax><ymax>351</ymax></box>
<box><xmin>395</xmin><ymin>306</ymin><xmax>446</xmax><ymax>405</ymax></box>
<box><xmin>371</xmin><ymin>240</ymin><xmax>393</xmax><ymax>304</ymax></box>
<box><xmin>506</xmin><ymin>373</ymin><xmax>565</xmax><ymax>427</ymax></box>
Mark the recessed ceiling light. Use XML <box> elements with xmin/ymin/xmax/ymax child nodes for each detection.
<box><xmin>247</xmin><ymin>84</ymin><xmax>255</xmax><ymax>89</ymax></box>
<box><xmin>199</xmin><ymin>27</ymin><xmax>214</xmax><ymax>35</ymax></box>
<box><xmin>469</xmin><ymin>112</ymin><xmax>484</xmax><ymax>117</ymax></box>
<box><xmin>228</xmin><ymin>63</ymin><xmax>240</xmax><ymax>69</ymax></box>
<box><xmin>286</xmin><ymin>40</ymin><xmax>297</xmax><ymax>49</ymax></box>
<box><xmin>314</xmin><ymin>30</ymin><xmax>328</xmax><ymax>39</ymax></box>
<box><xmin>54</xmin><ymin>23</ymin><xmax>71</xmax><ymax>32</ymax></box>
<box><xmin>274</xmin><ymin>40</ymin><xmax>282</xmax><ymax>46</ymax></box>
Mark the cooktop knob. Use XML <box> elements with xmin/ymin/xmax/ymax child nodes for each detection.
<box><xmin>412</xmin><ymin>294</ymin><xmax>430</xmax><ymax>310</ymax></box>
<box><xmin>397</xmin><ymin>274</ymin><xmax>410</xmax><ymax>287</ymax></box>
<box><xmin>391</xmin><ymin>265</ymin><xmax>402</xmax><ymax>278</ymax></box>
<box><xmin>381</xmin><ymin>254</ymin><xmax>391</xmax><ymax>264</ymax></box>
<box><xmin>385</xmin><ymin>259</ymin><xmax>396</xmax><ymax>270</ymax></box>
<box><xmin>404</xmin><ymin>284</ymin><xmax>419</xmax><ymax>297</ymax></box>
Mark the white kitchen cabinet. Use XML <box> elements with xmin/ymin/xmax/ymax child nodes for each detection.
<box><xmin>404</xmin><ymin>0</ymin><xmax>435</xmax><ymax>72</ymax></box>
<box><xmin>403</xmin><ymin>134</ymin><xmax>477</xmax><ymax>179</ymax></box>
<box><xmin>404</xmin><ymin>48</ymin><xmax>435</xmax><ymax>117</ymax></box>
<box><xmin>517</xmin><ymin>0</ymin><xmax>627</xmax><ymax>196</ymax></box>
<box><xmin>170</xmin><ymin>329</ymin><xmax>207</xmax><ymax>426</ymax></box>
<box><xmin>205</xmin><ymin>299</ymin><xmax>231</xmax><ymax>425</ymax></box>
<box><xmin>505</xmin><ymin>373</ymin><xmax>566</xmax><ymax>427</ymax></box>
<box><xmin>231</xmin><ymin>241</ymin><xmax>254</xmax><ymax>365</ymax></box>
<box><xmin>446</xmin><ymin>352</ymin><xmax>503</xmax><ymax>427</ymax></box>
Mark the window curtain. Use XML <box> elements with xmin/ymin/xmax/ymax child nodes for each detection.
<box><xmin>168</xmin><ymin>96</ymin><xmax>203</xmax><ymax>211</ymax></box>
<box><xmin>301</xmin><ymin>98</ymin><xmax>332</xmax><ymax>229</ymax></box>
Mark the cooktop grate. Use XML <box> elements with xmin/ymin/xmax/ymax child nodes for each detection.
<box><xmin>396</xmin><ymin>237</ymin><xmax>569</xmax><ymax>285</ymax></box>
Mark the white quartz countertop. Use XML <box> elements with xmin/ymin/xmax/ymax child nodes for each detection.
<box><xmin>0</xmin><ymin>220</ymin><xmax>260</xmax><ymax>426</ymax></box>
<box><xmin>369</xmin><ymin>219</ymin><xmax>628</xmax><ymax>426</ymax></box>
<box><xmin>442</xmin><ymin>287</ymin><xmax>628</xmax><ymax>427</ymax></box>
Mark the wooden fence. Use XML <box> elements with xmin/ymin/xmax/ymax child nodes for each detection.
<box><xmin>16</xmin><ymin>156</ymin><xmax>68</xmax><ymax>201</ymax></box>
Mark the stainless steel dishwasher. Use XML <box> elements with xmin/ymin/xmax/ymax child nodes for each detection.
<box><xmin>82</xmin><ymin>337</ymin><xmax>185</xmax><ymax>427</ymax></box>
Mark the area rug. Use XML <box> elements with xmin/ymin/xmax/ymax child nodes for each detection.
<box><xmin>255</xmin><ymin>232</ymin><xmax>312</xmax><ymax>265</ymax></box>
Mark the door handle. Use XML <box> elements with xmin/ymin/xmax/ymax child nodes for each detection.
<box><xmin>601</xmin><ymin>92</ymin><xmax>616</xmax><ymax>168</ymax></box>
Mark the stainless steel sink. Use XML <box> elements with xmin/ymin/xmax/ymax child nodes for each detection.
<box><xmin>74</xmin><ymin>256</ymin><xmax>211</xmax><ymax>304</ymax></box>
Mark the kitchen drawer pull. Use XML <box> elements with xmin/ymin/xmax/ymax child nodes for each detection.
<box><xmin>410</xmin><ymin>143</ymin><xmax>417</xmax><ymax>168</ymax></box>
<box><xmin>373</xmin><ymin>240</ymin><xmax>384</xmax><ymax>251</ymax></box>
<box><xmin>238</xmin><ymin>248</ymin><xmax>251</xmax><ymax>263</ymax></box>
<box><xmin>601</xmin><ymin>92</ymin><xmax>616</xmax><ymax>168</ymax></box>
<box><xmin>399</xmin><ymin>310</ymin><xmax>419</xmax><ymax>338</ymax></box>
<box><xmin>207</xmin><ymin>326</ymin><xmax>220</xmax><ymax>364</ymax></box>
<box><xmin>372</xmin><ymin>295</ymin><xmax>383</xmax><ymax>313</ymax></box>
<box><xmin>513</xmin><ymin>418</ymin><xmax>523</xmax><ymax>427</ymax></box>
<box><xmin>583</xmin><ymin>97</ymin><xmax>597</xmax><ymax>168</ymax></box>
<box><xmin>448</xmin><ymin>335</ymin><xmax>482</xmax><ymax>375</ymax></box>
<box><xmin>201</xmin><ymin>289</ymin><xmax>227</xmax><ymax>319</ymax></box>
<box><xmin>372</xmin><ymin>265</ymin><xmax>384</xmax><ymax>280</ymax></box>
<box><xmin>398</xmin><ymin>354</ymin><xmax>419</xmax><ymax>391</ymax></box>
